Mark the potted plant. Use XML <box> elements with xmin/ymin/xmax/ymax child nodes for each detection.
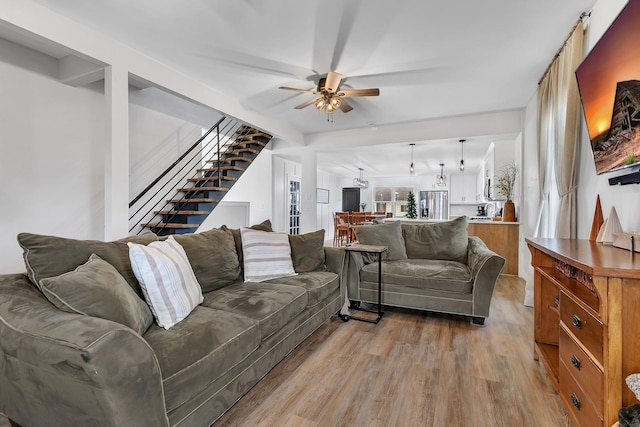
<box><xmin>495</xmin><ymin>163</ymin><xmax>518</xmax><ymax>222</ymax></box>
<box><xmin>360</xmin><ymin>202</ymin><xmax>367</xmax><ymax>212</ymax></box>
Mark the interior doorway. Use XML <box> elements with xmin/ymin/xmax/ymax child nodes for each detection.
<box><xmin>342</xmin><ymin>187</ymin><xmax>361</xmax><ymax>213</ymax></box>
<box><xmin>288</xmin><ymin>178</ymin><xmax>301</xmax><ymax>235</ymax></box>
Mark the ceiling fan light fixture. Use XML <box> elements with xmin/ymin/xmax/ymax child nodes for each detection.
<box><xmin>279</xmin><ymin>71</ymin><xmax>379</xmax><ymax>123</ymax></box>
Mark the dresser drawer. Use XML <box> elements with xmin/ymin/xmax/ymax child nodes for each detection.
<box><xmin>559</xmin><ymin>326</ymin><xmax>603</xmax><ymax>416</ymax></box>
<box><xmin>560</xmin><ymin>292</ymin><xmax>603</xmax><ymax>363</ymax></box>
<box><xmin>559</xmin><ymin>361</ymin><xmax>603</xmax><ymax>427</ymax></box>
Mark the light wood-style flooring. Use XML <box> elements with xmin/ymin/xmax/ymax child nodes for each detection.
<box><xmin>0</xmin><ymin>276</ymin><xmax>574</xmax><ymax>426</ymax></box>
<box><xmin>215</xmin><ymin>275</ymin><xmax>574</xmax><ymax>427</ymax></box>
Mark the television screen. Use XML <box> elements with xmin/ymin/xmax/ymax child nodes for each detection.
<box><xmin>575</xmin><ymin>0</ymin><xmax>640</xmax><ymax>174</ymax></box>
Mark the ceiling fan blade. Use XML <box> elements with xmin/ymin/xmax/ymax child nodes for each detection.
<box><xmin>338</xmin><ymin>88</ymin><xmax>380</xmax><ymax>98</ymax></box>
<box><xmin>324</xmin><ymin>71</ymin><xmax>343</xmax><ymax>93</ymax></box>
<box><xmin>279</xmin><ymin>86</ymin><xmax>317</xmax><ymax>94</ymax></box>
<box><xmin>294</xmin><ymin>98</ymin><xmax>318</xmax><ymax>110</ymax></box>
<box><xmin>338</xmin><ymin>98</ymin><xmax>353</xmax><ymax>113</ymax></box>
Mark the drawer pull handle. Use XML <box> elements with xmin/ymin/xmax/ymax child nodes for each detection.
<box><xmin>570</xmin><ymin>393</ymin><xmax>580</xmax><ymax>409</ymax></box>
<box><xmin>572</xmin><ymin>315</ymin><xmax>582</xmax><ymax>329</ymax></box>
<box><xmin>571</xmin><ymin>355</ymin><xmax>581</xmax><ymax>370</ymax></box>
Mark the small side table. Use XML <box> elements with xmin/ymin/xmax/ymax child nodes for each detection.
<box><xmin>344</xmin><ymin>244</ymin><xmax>387</xmax><ymax>324</ymax></box>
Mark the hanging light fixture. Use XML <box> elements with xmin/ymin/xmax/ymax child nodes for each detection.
<box><xmin>353</xmin><ymin>167</ymin><xmax>369</xmax><ymax>188</ymax></box>
<box><xmin>409</xmin><ymin>143</ymin><xmax>416</xmax><ymax>175</ymax></box>
<box><xmin>459</xmin><ymin>139</ymin><xmax>466</xmax><ymax>171</ymax></box>
<box><xmin>436</xmin><ymin>163</ymin><xmax>447</xmax><ymax>186</ymax></box>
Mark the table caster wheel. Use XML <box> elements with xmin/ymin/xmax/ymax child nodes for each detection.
<box><xmin>340</xmin><ymin>315</ymin><xmax>350</xmax><ymax>322</ymax></box>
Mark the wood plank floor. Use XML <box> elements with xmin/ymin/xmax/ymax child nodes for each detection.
<box><xmin>0</xmin><ymin>276</ymin><xmax>574</xmax><ymax>427</ymax></box>
<box><xmin>215</xmin><ymin>275</ymin><xmax>574</xmax><ymax>427</ymax></box>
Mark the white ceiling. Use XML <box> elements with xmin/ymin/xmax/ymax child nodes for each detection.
<box><xmin>25</xmin><ymin>0</ymin><xmax>595</xmax><ymax>176</ymax></box>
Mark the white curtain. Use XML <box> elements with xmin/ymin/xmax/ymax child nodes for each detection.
<box><xmin>527</xmin><ymin>19</ymin><xmax>585</xmax><ymax>306</ymax></box>
<box><xmin>553</xmin><ymin>24</ymin><xmax>585</xmax><ymax>239</ymax></box>
<box><xmin>535</xmin><ymin>21</ymin><xmax>585</xmax><ymax>239</ymax></box>
<box><xmin>534</xmin><ymin>62</ymin><xmax>555</xmax><ymax>239</ymax></box>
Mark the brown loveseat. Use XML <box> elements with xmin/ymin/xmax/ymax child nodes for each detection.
<box><xmin>0</xmin><ymin>221</ymin><xmax>344</xmax><ymax>426</ymax></box>
<box><xmin>346</xmin><ymin>217</ymin><xmax>504</xmax><ymax>325</ymax></box>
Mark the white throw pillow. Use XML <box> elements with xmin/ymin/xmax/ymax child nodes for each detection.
<box><xmin>240</xmin><ymin>228</ymin><xmax>297</xmax><ymax>282</ymax></box>
<box><xmin>128</xmin><ymin>236</ymin><xmax>203</xmax><ymax>330</ymax></box>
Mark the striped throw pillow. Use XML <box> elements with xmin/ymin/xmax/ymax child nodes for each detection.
<box><xmin>128</xmin><ymin>236</ymin><xmax>203</xmax><ymax>330</ymax></box>
<box><xmin>240</xmin><ymin>228</ymin><xmax>297</xmax><ymax>282</ymax></box>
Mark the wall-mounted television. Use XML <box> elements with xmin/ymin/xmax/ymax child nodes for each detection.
<box><xmin>575</xmin><ymin>0</ymin><xmax>640</xmax><ymax>175</ymax></box>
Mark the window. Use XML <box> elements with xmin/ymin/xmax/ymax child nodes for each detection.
<box><xmin>374</xmin><ymin>187</ymin><xmax>392</xmax><ymax>214</ymax></box>
<box><xmin>394</xmin><ymin>187</ymin><xmax>413</xmax><ymax>218</ymax></box>
<box><xmin>375</xmin><ymin>186</ymin><xmax>413</xmax><ymax>218</ymax></box>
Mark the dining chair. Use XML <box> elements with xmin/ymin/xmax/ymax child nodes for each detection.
<box><xmin>333</xmin><ymin>212</ymin><xmax>351</xmax><ymax>246</ymax></box>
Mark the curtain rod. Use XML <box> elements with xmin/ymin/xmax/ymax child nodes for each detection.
<box><xmin>538</xmin><ymin>11</ymin><xmax>590</xmax><ymax>86</ymax></box>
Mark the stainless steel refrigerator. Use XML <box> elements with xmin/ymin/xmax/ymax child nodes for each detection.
<box><xmin>419</xmin><ymin>191</ymin><xmax>449</xmax><ymax>220</ymax></box>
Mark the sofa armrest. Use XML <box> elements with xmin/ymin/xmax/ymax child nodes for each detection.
<box><xmin>0</xmin><ymin>274</ymin><xmax>169</xmax><ymax>427</ymax></box>
<box><xmin>467</xmin><ymin>237</ymin><xmax>506</xmax><ymax>317</ymax></box>
<box><xmin>324</xmin><ymin>246</ymin><xmax>345</xmax><ymax>277</ymax></box>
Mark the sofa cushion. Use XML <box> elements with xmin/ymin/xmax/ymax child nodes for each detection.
<box><xmin>128</xmin><ymin>236</ymin><xmax>203</xmax><ymax>330</ymax></box>
<box><xmin>360</xmin><ymin>259</ymin><xmax>473</xmax><ymax>294</ymax></box>
<box><xmin>402</xmin><ymin>216</ymin><xmax>469</xmax><ymax>263</ymax></box>
<box><xmin>173</xmin><ymin>227</ymin><xmax>240</xmax><ymax>292</ymax></box>
<box><xmin>222</xmin><ymin>219</ymin><xmax>272</xmax><ymax>270</ymax></box>
<box><xmin>265</xmin><ymin>271</ymin><xmax>338</xmax><ymax>306</ymax></box>
<box><xmin>288</xmin><ymin>229</ymin><xmax>326</xmax><ymax>273</ymax></box>
<box><xmin>202</xmin><ymin>282</ymin><xmax>307</xmax><ymax>339</ymax></box>
<box><xmin>17</xmin><ymin>232</ymin><xmax>157</xmax><ymax>294</ymax></box>
<box><xmin>241</xmin><ymin>228</ymin><xmax>297</xmax><ymax>282</ymax></box>
<box><xmin>353</xmin><ymin>221</ymin><xmax>407</xmax><ymax>261</ymax></box>
<box><xmin>39</xmin><ymin>254</ymin><xmax>154</xmax><ymax>335</ymax></box>
<box><xmin>143</xmin><ymin>305</ymin><xmax>259</xmax><ymax>412</ymax></box>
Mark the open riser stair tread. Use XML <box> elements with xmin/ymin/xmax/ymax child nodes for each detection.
<box><xmin>197</xmin><ymin>165</ymin><xmax>245</xmax><ymax>173</ymax></box>
<box><xmin>233</xmin><ymin>132</ymin><xmax>271</xmax><ymax>140</ymax></box>
<box><xmin>177</xmin><ymin>186</ymin><xmax>229</xmax><ymax>192</ymax></box>
<box><xmin>187</xmin><ymin>176</ymin><xmax>237</xmax><ymax>182</ymax></box>
<box><xmin>168</xmin><ymin>198</ymin><xmax>221</xmax><ymax>203</ymax></box>
<box><xmin>142</xmin><ymin>223</ymin><xmax>200</xmax><ymax>229</ymax></box>
<box><xmin>207</xmin><ymin>156</ymin><xmax>254</xmax><ymax>164</ymax></box>
<box><xmin>155</xmin><ymin>210</ymin><xmax>211</xmax><ymax>215</ymax></box>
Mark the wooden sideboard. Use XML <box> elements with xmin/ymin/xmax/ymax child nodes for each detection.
<box><xmin>526</xmin><ymin>238</ymin><xmax>640</xmax><ymax>427</ymax></box>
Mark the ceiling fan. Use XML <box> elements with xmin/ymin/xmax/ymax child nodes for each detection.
<box><xmin>279</xmin><ymin>71</ymin><xmax>380</xmax><ymax>122</ymax></box>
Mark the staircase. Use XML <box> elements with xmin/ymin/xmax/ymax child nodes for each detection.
<box><xmin>130</xmin><ymin>118</ymin><xmax>272</xmax><ymax>236</ymax></box>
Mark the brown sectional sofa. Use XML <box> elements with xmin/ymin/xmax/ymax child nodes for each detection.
<box><xmin>346</xmin><ymin>217</ymin><xmax>505</xmax><ymax>325</ymax></box>
<box><xmin>0</xmin><ymin>222</ymin><xmax>344</xmax><ymax>426</ymax></box>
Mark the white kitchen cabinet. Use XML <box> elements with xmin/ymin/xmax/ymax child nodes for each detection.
<box><xmin>450</xmin><ymin>174</ymin><xmax>478</xmax><ymax>204</ymax></box>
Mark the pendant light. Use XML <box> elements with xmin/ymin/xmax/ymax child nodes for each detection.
<box><xmin>459</xmin><ymin>139</ymin><xmax>466</xmax><ymax>171</ymax></box>
<box><xmin>436</xmin><ymin>163</ymin><xmax>447</xmax><ymax>186</ymax></box>
<box><xmin>409</xmin><ymin>143</ymin><xmax>415</xmax><ymax>175</ymax></box>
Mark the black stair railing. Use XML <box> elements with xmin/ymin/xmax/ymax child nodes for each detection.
<box><xmin>129</xmin><ymin>116</ymin><xmax>255</xmax><ymax>234</ymax></box>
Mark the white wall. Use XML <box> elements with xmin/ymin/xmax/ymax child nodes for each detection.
<box><xmin>576</xmin><ymin>0</ymin><xmax>640</xmax><ymax>237</ymax></box>
<box><xmin>316</xmin><ymin>171</ymin><xmax>339</xmax><ymax>236</ymax></box>
<box><xmin>0</xmin><ymin>48</ymin><xmax>105</xmax><ymax>273</ymax></box>
<box><xmin>129</xmin><ymin>103</ymin><xmax>203</xmax><ymax>198</ymax></box>
<box><xmin>0</xmin><ymin>39</ymin><xmax>227</xmax><ymax>273</ymax></box>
